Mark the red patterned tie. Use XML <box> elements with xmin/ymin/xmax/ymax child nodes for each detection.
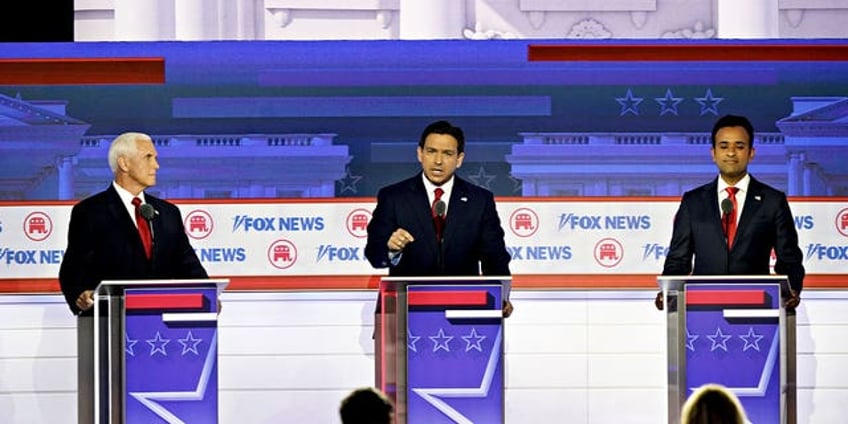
<box><xmin>132</xmin><ymin>197</ymin><xmax>153</xmax><ymax>259</ymax></box>
<box><xmin>725</xmin><ymin>187</ymin><xmax>739</xmax><ymax>249</ymax></box>
<box><xmin>432</xmin><ymin>187</ymin><xmax>444</xmax><ymax>241</ymax></box>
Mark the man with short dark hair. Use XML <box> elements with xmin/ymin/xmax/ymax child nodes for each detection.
<box><xmin>657</xmin><ymin>114</ymin><xmax>804</xmax><ymax>310</ymax></box>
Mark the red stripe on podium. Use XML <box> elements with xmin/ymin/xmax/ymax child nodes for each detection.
<box><xmin>408</xmin><ymin>291</ymin><xmax>488</xmax><ymax>306</ymax></box>
<box><xmin>125</xmin><ymin>293</ymin><xmax>205</xmax><ymax>310</ymax></box>
<box><xmin>0</xmin><ymin>58</ymin><xmax>165</xmax><ymax>85</ymax></box>
<box><xmin>686</xmin><ymin>290</ymin><xmax>767</xmax><ymax>306</ymax></box>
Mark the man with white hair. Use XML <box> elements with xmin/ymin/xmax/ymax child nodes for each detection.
<box><xmin>59</xmin><ymin>132</ymin><xmax>207</xmax><ymax>423</ymax></box>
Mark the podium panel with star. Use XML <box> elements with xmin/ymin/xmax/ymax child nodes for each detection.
<box><xmin>378</xmin><ymin>277</ymin><xmax>508</xmax><ymax>424</ymax></box>
<box><xmin>658</xmin><ymin>276</ymin><xmax>796</xmax><ymax>424</ymax></box>
<box><xmin>94</xmin><ymin>279</ymin><xmax>228</xmax><ymax>424</ymax></box>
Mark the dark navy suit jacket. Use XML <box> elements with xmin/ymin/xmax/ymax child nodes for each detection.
<box><xmin>365</xmin><ymin>174</ymin><xmax>510</xmax><ymax>277</ymax></box>
<box><xmin>662</xmin><ymin>176</ymin><xmax>804</xmax><ymax>292</ymax></box>
<box><xmin>59</xmin><ymin>184</ymin><xmax>207</xmax><ymax>315</ymax></box>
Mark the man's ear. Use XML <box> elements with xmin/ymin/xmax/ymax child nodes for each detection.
<box><xmin>117</xmin><ymin>155</ymin><xmax>129</xmax><ymax>173</ymax></box>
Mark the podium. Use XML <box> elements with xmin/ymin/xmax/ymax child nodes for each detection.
<box><xmin>377</xmin><ymin>276</ymin><xmax>509</xmax><ymax>424</ymax></box>
<box><xmin>657</xmin><ymin>276</ymin><xmax>796</xmax><ymax>424</ymax></box>
<box><xmin>93</xmin><ymin>278</ymin><xmax>228</xmax><ymax>424</ymax></box>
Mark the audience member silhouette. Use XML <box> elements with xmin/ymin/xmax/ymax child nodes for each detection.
<box><xmin>681</xmin><ymin>383</ymin><xmax>748</xmax><ymax>424</ymax></box>
<box><xmin>339</xmin><ymin>387</ymin><xmax>393</xmax><ymax>424</ymax></box>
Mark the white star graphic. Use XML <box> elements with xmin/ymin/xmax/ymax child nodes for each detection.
<box><xmin>412</xmin><ymin>328</ymin><xmax>504</xmax><ymax>424</ymax></box>
<box><xmin>707</xmin><ymin>327</ymin><xmax>732</xmax><ymax>352</ymax></box>
<box><xmin>126</xmin><ymin>333</ymin><xmax>139</xmax><ymax>357</ymax></box>
<box><xmin>739</xmin><ymin>327</ymin><xmax>765</xmax><ymax>352</ymax></box>
<box><xmin>337</xmin><ymin>166</ymin><xmax>363</xmax><ymax>195</ymax></box>
<box><xmin>615</xmin><ymin>88</ymin><xmax>643</xmax><ymax>116</ymax></box>
<box><xmin>408</xmin><ymin>329</ymin><xmax>421</xmax><ymax>353</ymax></box>
<box><xmin>694</xmin><ymin>88</ymin><xmax>724</xmax><ymax>116</ymax></box>
<box><xmin>178</xmin><ymin>331</ymin><xmax>203</xmax><ymax>356</ymax></box>
<box><xmin>655</xmin><ymin>88</ymin><xmax>684</xmax><ymax>116</ymax></box>
<box><xmin>461</xmin><ymin>328</ymin><xmax>487</xmax><ymax>352</ymax></box>
<box><xmin>146</xmin><ymin>331</ymin><xmax>170</xmax><ymax>357</ymax></box>
<box><xmin>130</xmin><ymin>333</ymin><xmax>219</xmax><ymax>423</ymax></box>
<box><xmin>685</xmin><ymin>328</ymin><xmax>699</xmax><ymax>352</ymax></box>
<box><xmin>466</xmin><ymin>166</ymin><xmax>495</xmax><ymax>190</ymax></box>
<box><xmin>429</xmin><ymin>328</ymin><xmax>454</xmax><ymax>353</ymax></box>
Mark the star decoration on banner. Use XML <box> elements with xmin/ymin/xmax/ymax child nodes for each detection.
<box><xmin>507</xmin><ymin>174</ymin><xmax>522</xmax><ymax>194</ymax></box>
<box><xmin>707</xmin><ymin>327</ymin><xmax>732</xmax><ymax>352</ymax></box>
<box><xmin>337</xmin><ymin>166</ymin><xmax>363</xmax><ymax>195</ymax></box>
<box><xmin>146</xmin><ymin>331</ymin><xmax>171</xmax><ymax>356</ymax></box>
<box><xmin>467</xmin><ymin>166</ymin><xmax>496</xmax><ymax>190</ymax></box>
<box><xmin>461</xmin><ymin>327</ymin><xmax>487</xmax><ymax>352</ymax></box>
<box><xmin>616</xmin><ymin>88</ymin><xmax>643</xmax><ymax>116</ymax></box>
<box><xmin>126</xmin><ymin>334</ymin><xmax>139</xmax><ymax>357</ymax></box>
<box><xmin>178</xmin><ymin>331</ymin><xmax>203</xmax><ymax>356</ymax></box>
<box><xmin>408</xmin><ymin>329</ymin><xmax>422</xmax><ymax>353</ymax></box>
<box><xmin>694</xmin><ymin>88</ymin><xmax>724</xmax><ymax>116</ymax></box>
<box><xmin>655</xmin><ymin>88</ymin><xmax>684</xmax><ymax>116</ymax></box>
<box><xmin>739</xmin><ymin>327</ymin><xmax>765</xmax><ymax>352</ymax></box>
<box><xmin>685</xmin><ymin>329</ymin><xmax>699</xmax><ymax>352</ymax></box>
<box><xmin>429</xmin><ymin>328</ymin><xmax>454</xmax><ymax>353</ymax></box>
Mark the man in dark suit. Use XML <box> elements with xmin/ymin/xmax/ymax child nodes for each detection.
<box><xmin>59</xmin><ymin>132</ymin><xmax>207</xmax><ymax>423</ymax></box>
<box><xmin>366</xmin><ymin>120</ymin><xmax>512</xmax><ymax>387</ymax></box>
<box><xmin>656</xmin><ymin>115</ymin><xmax>804</xmax><ymax>310</ymax></box>
<box><xmin>365</xmin><ymin>120</ymin><xmax>511</xmax><ymax>303</ymax></box>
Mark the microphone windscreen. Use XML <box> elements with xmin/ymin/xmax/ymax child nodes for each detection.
<box><xmin>720</xmin><ymin>198</ymin><xmax>733</xmax><ymax>215</ymax></box>
<box><xmin>434</xmin><ymin>200</ymin><xmax>446</xmax><ymax>218</ymax></box>
<box><xmin>139</xmin><ymin>203</ymin><xmax>156</xmax><ymax>220</ymax></box>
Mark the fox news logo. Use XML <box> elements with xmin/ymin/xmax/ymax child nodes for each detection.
<box><xmin>507</xmin><ymin>245</ymin><xmax>572</xmax><ymax>261</ymax></box>
<box><xmin>558</xmin><ymin>213</ymin><xmax>650</xmax><ymax>231</ymax></box>
<box><xmin>0</xmin><ymin>248</ymin><xmax>64</xmax><ymax>265</ymax></box>
<box><xmin>642</xmin><ymin>243</ymin><xmax>669</xmax><ymax>261</ymax></box>
<box><xmin>232</xmin><ymin>215</ymin><xmax>324</xmax><ymax>232</ymax></box>
<box><xmin>806</xmin><ymin>243</ymin><xmax>848</xmax><ymax>261</ymax></box>
<box><xmin>316</xmin><ymin>245</ymin><xmax>364</xmax><ymax>262</ymax></box>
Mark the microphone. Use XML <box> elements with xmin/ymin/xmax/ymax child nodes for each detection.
<box><xmin>434</xmin><ymin>200</ymin><xmax>446</xmax><ymax>219</ymax></box>
<box><xmin>434</xmin><ymin>199</ymin><xmax>446</xmax><ymax>273</ymax></box>
<box><xmin>138</xmin><ymin>203</ymin><xmax>158</xmax><ymax>241</ymax></box>
<box><xmin>720</xmin><ymin>198</ymin><xmax>733</xmax><ymax>238</ymax></box>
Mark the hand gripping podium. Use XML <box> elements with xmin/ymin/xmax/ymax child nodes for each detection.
<box><xmin>93</xmin><ymin>278</ymin><xmax>228</xmax><ymax>423</ymax></box>
<box><xmin>657</xmin><ymin>276</ymin><xmax>796</xmax><ymax>424</ymax></box>
<box><xmin>376</xmin><ymin>276</ymin><xmax>509</xmax><ymax>424</ymax></box>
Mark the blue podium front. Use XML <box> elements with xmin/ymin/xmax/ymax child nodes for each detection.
<box><xmin>94</xmin><ymin>279</ymin><xmax>228</xmax><ymax>424</ymax></box>
<box><xmin>658</xmin><ymin>276</ymin><xmax>796</xmax><ymax>424</ymax></box>
<box><xmin>378</xmin><ymin>276</ymin><xmax>509</xmax><ymax>424</ymax></box>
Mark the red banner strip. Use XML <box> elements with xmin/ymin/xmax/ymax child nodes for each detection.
<box><xmin>0</xmin><ymin>58</ymin><xmax>165</xmax><ymax>85</ymax></box>
<box><xmin>527</xmin><ymin>44</ymin><xmax>848</xmax><ymax>62</ymax></box>
<box><xmin>686</xmin><ymin>290</ymin><xmax>767</xmax><ymax>306</ymax></box>
<box><xmin>408</xmin><ymin>291</ymin><xmax>488</xmax><ymax>307</ymax></box>
<box><xmin>125</xmin><ymin>293</ymin><xmax>205</xmax><ymax>310</ymax></box>
<box><xmin>1</xmin><ymin>274</ymin><xmax>846</xmax><ymax>293</ymax></box>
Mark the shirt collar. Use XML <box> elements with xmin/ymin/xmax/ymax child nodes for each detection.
<box><xmin>718</xmin><ymin>173</ymin><xmax>750</xmax><ymax>194</ymax></box>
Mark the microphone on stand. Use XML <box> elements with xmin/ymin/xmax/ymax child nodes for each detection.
<box><xmin>720</xmin><ymin>198</ymin><xmax>733</xmax><ymax>240</ymax></box>
<box><xmin>434</xmin><ymin>200</ymin><xmax>446</xmax><ymax>272</ymax></box>
<box><xmin>139</xmin><ymin>203</ymin><xmax>158</xmax><ymax>243</ymax></box>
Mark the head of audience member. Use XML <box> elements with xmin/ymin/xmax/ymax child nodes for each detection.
<box><xmin>339</xmin><ymin>387</ymin><xmax>393</xmax><ymax>424</ymax></box>
<box><xmin>108</xmin><ymin>132</ymin><xmax>159</xmax><ymax>195</ymax></box>
<box><xmin>681</xmin><ymin>383</ymin><xmax>748</xmax><ymax>424</ymax></box>
<box><xmin>710</xmin><ymin>114</ymin><xmax>756</xmax><ymax>185</ymax></box>
<box><xmin>417</xmin><ymin>120</ymin><xmax>465</xmax><ymax>186</ymax></box>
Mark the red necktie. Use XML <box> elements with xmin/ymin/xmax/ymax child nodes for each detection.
<box><xmin>432</xmin><ymin>187</ymin><xmax>445</xmax><ymax>241</ymax></box>
<box><xmin>132</xmin><ymin>197</ymin><xmax>153</xmax><ymax>259</ymax></box>
<box><xmin>725</xmin><ymin>187</ymin><xmax>739</xmax><ymax>249</ymax></box>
